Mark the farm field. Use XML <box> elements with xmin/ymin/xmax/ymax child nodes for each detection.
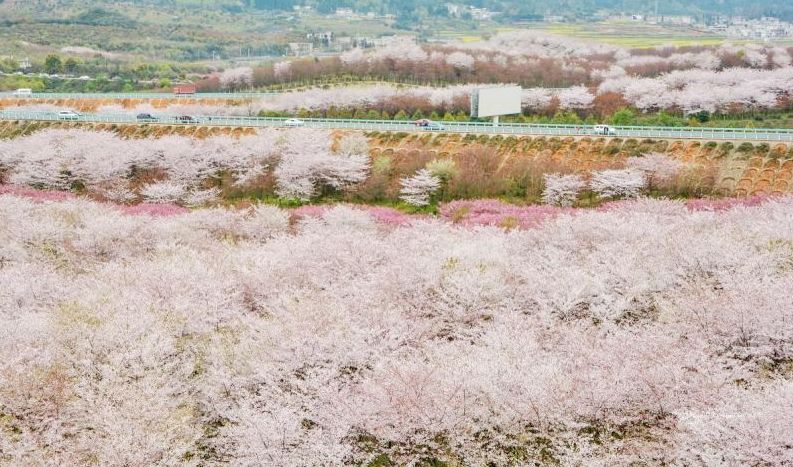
<box><xmin>2</xmin><ymin>187</ymin><xmax>792</xmax><ymax>465</ymax></box>
<box><xmin>3</xmin><ymin>2</ymin><xmax>793</xmax><ymax>464</ymax></box>
<box><xmin>541</xmin><ymin>21</ymin><xmax>732</xmax><ymax>47</ymax></box>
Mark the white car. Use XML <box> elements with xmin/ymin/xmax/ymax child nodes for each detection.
<box><xmin>593</xmin><ymin>124</ymin><xmax>617</xmax><ymax>136</ymax></box>
<box><xmin>58</xmin><ymin>110</ymin><xmax>81</xmax><ymax>121</ymax></box>
<box><xmin>13</xmin><ymin>88</ymin><xmax>32</xmax><ymax>97</ymax></box>
<box><xmin>283</xmin><ymin>118</ymin><xmax>305</xmax><ymax>127</ymax></box>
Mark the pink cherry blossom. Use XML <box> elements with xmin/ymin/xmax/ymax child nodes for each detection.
<box><xmin>1</xmin><ymin>192</ymin><xmax>793</xmax><ymax>464</ymax></box>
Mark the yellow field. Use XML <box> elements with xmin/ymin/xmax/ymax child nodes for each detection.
<box><xmin>540</xmin><ymin>22</ymin><xmax>748</xmax><ymax>48</ymax></box>
<box><xmin>430</xmin><ymin>21</ymin><xmax>762</xmax><ymax>49</ymax></box>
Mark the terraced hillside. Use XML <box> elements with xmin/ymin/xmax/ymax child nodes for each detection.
<box><xmin>366</xmin><ymin>131</ymin><xmax>793</xmax><ymax>197</ymax></box>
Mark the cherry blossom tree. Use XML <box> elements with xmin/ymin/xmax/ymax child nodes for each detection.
<box><xmin>97</xmin><ymin>184</ymin><xmax>137</xmax><ymax>204</ymax></box>
<box><xmin>336</xmin><ymin>133</ymin><xmax>370</xmax><ymax>157</ymax></box>
<box><xmin>590</xmin><ymin>168</ymin><xmax>646</xmax><ymax>198</ymax></box>
<box><xmin>0</xmin><ymin>129</ymin><xmax>283</xmax><ymax>195</ymax></box>
<box><xmin>273</xmin><ymin>61</ymin><xmax>292</xmax><ymax>80</ymax></box>
<box><xmin>2</xmin><ymin>192</ymin><xmax>793</xmax><ymax>464</ymax></box>
<box><xmin>771</xmin><ymin>47</ymin><xmax>792</xmax><ymax>68</ymax></box>
<box><xmin>340</xmin><ymin>47</ymin><xmax>366</xmax><ymax>65</ymax></box>
<box><xmin>592</xmin><ymin>65</ymin><xmax>627</xmax><ymax>80</ymax></box>
<box><xmin>626</xmin><ymin>152</ymin><xmax>684</xmax><ymax>189</ymax></box>
<box><xmin>219</xmin><ymin>66</ymin><xmax>253</xmax><ymax>90</ymax></box>
<box><xmin>542</xmin><ymin>173</ymin><xmax>586</xmax><ymax>206</ymax></box>
<box><xmin>622</xmin><ymin>78</ymin><xmax>675</xmax><ymax>112</ymax></box>
<box><xmin>183</xmin><ymin>187</ymin><xmax>221</xmax><ymax>207</ymax></box>
<box><xmin>399</xmin><ymin>168</ymin><xmax>440</xmax><ymax>206</ymax></box>
<box><xmin>522</xmin><ymin>88</ymin><xmax>552</xmax><ymax>111</ymax></box>
<box><xmin>742</xmin><ymin>47</ymin><xmax>768</xmax><ymax>68</ymax></box>
<box><xmin>558</xmin><ymin>85</ymin><xmax>594</xmax><ymax>110</ymax></box>
<box><xmin>678</xmin><ymin>380</ymin><xmax>793</xmax><ymax>465</ymax></box>
<box><xmin>140</xmin><ymin>181</ymin><xmax>187</xmax><ymax>203</ymax></box>
<box><xmin>445</xmin><ymin>52</ymin><xmax>475</xmax><ymax>71</ymax></box>
<box><xmin>375</xmin><ymin>43</ymin><xmax>428</xmax><ymax>62</ymax></box>
<box><xmin>596</xmin><ymin>67</ymin><xmax>793</xmax><ymax>114</ymax></box>
<box><xmin>274</xmin><ymin>131</ymin><xmax>369</xmax><ymax>201</ymax></box>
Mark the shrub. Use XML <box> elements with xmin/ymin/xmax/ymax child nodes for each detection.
<box><xmin>737</xmin><ymin>142</ymin><xmax>755</xmax><ymax>153</ymax></box>
<box><xmin>372</xmin><ymin>155</ymin><xmax>392</xmax><ymax>176</ymax></box>
<box><xmin>425</xmin><ymin>159</ymin><xmax>458</xmax><ymax>182</ymax></box>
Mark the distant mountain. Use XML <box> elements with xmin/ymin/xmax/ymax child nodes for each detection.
<box><xmin>3</xmin><ymin>0</ymin><xmax>793</xmax><ymax>19</ymax></box>
<box><xmin>256</xmin><ymin>0</ymin><xmax>792</xmax><ymax>21</ymax></box>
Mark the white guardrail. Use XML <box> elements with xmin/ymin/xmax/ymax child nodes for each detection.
<box><xmin>0</xmin><ymin>92</ymin><xmax>279</xmax><ymax>99</ymax></box>
<box><xmin>2</xmin><ymin>110</ymin><xmax>793</xmax><ymax>141</ymax></box>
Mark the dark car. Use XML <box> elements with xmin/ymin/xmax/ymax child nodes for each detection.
<box><xmin>174</xmin><ymin>115</ymin><xmax>198</xmax><ymax>124</ymax></box>
<box><xmin>136</xmin><ymin>113</ymin><xmax>158</xmax><ymax>123</ymax></box>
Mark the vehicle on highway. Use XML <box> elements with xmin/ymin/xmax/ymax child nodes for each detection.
<box><xmin>13</xmin><ymin>88</ymin><xmax>32</xmax><ymax>97</ymax></box>
<box><xmin>173</xmin><ymin>85</ymin><xmax>197</xmax><ymax>96</ymax></box>
<box><xmin>593</xmin><ymin>124</ymin><xmax>617</xmax><ymax>136</ymax></box>
<box><xmin>425</xmin><ymin>122</ymin><xmax>446</xmax><ymax>131</ymax></box>
<box><xmin>57</xmin><ymin>110</ymin><xmax>81</xmax><ymax>121</ymax></box>
<box><xmin>174</xmin><ymin>115</ymin><xmax>198</xmax><ymax>124</ymax></box>
<box><xmin>414</xmin><ymin>119</ymin><xmax>445</xmax><ymax>131</ymax></box>
<box><xmin>284</xmin><ymin>118</ymin><xmax>305</xmax><ymax>127</ymax></box>
<box><xmin>136</xmin><ymin>113</ymin><xmax>158</xmax><ymax>123</ymax></box>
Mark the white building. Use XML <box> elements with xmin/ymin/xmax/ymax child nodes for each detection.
<box><xmin>722</xmin><ymin>17</ymin><xmax>793</xmax><ymax>40</ymax></box>
<box><xmin>444</xmin><ymin>3</ymin><xmax>498</xmax><ymax>20</ymax></box>
<box><xmin>645</xmin><ymin>15</ymin><xmax>696</xmax><ymax>25</ymax></box>
<box><xmin>372</xmin><ymin>35</ymin><xmax>417</xmax><ymax>48</ymax></box>
<box><xmin>470</xmin><ymin>7</ymin><xmax>498</xmax><ymax>21</ymax></box>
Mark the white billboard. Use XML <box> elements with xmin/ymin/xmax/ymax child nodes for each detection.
<box><xmin>470</xmin><ymin>85</ymin><xmax>522</xmax><ymax>118</ymax></box>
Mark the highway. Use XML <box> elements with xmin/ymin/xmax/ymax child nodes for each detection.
<box><xmin>2</xmin><ymin>109</ymin><xmax>793</xmax><ymax>142</ymax></box>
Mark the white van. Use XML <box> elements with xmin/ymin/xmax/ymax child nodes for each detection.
<box><xmin>593</xmin><ymin>124</ymin><xmax>617</xmax><ymax>136</ymax></box>
<box><xmin>13</xmin><ymin>88</ymin><xmax>33</xmax><ymax>97</ymax></box>
<box><xmin>57</xmin><ymin>110</ymin><xmax>81</xmax><ymax>121</ymax></box>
